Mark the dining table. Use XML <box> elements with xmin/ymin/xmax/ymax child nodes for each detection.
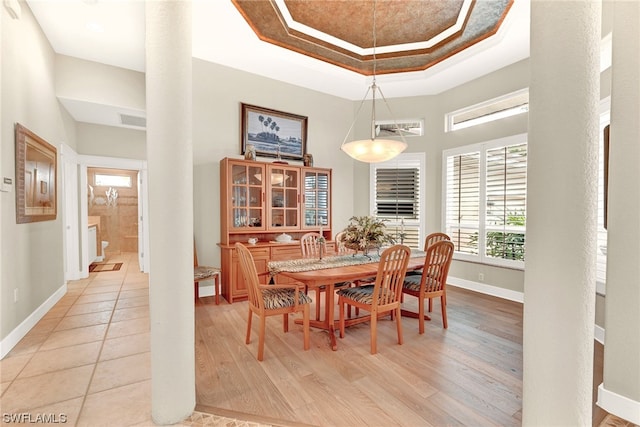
<box><xmin>268</xmin><ymin>251</ymin><xmax>427</xmax><ymax>350</ymax></box>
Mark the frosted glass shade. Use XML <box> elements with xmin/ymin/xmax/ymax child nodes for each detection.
<box><xmin>341</xmin><ymin>138</ymin><xmax>407</xmax><ymax>163</ymax></box>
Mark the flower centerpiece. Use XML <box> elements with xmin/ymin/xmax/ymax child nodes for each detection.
<box><xmin>340</xmin><ymin>216</ymin><xmax>395</xmax><ymax>256</ymax></box>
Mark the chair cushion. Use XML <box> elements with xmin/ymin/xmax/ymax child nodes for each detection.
<box><xmin>337</xmin><ymin>285</ymin><xmax>394</xmax><ymax>305</ymax></box>
<box><xmin>402</xmin><ymin>275</ymin><xmax>439</xmax><ymax>293</ymax></box>
<box><xmin>262</xmin><ymin>288</ymin><xmax>312</xmax><ymax>309</ymax></box>
<box><xmin>194</xmin><ymin>266</ymin><xmax>221</xmax><ymax>280</ymax></box>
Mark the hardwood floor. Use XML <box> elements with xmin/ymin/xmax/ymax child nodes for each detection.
<box><xmin>196</xmin><ymin>286</ymin><xmax>526</xmax><ymax>426</ymax></box>
<box><xmin>195</xmin><ymin>286</ymin><xmax>624</xmax><ymax>427</ymax></box>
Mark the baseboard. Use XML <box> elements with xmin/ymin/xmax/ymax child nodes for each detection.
<box><xmin>0</xmin><ymin>283</ymin><xmax>67</xmax><ymax>359</ymax></box>
<box><xmin>197</xmin><ymin>283</ymin><xmax>215</xmax><ymax>298</ymax></box>
<box><xmin>597</xmin><ymin>384</ymin><xmax>640</xmax><ymax>425</ymax></box>
<box><xmin>448</xmin><ymin>276</ymin><xmax>524</xmax><ymax>303</ymax></box>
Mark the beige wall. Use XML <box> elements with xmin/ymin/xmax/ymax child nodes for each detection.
<box><xmin>77</xmin><ymin>122</ymin><xmax>145</xmax><ymax>159</ymax></box>
<box><xmin>56</xmin><ymin>54</ymin><xmax>145</xmax><ymax>111</ymax></box>
<box><xmin>191</xmin><ymin>59</ymin><xmax>356</xmax><ymax>267</ymax></box>
<box><xmin>1</xmin><ymin>4</ymin><xmax>73</xmax><ymax>341</ymax></box>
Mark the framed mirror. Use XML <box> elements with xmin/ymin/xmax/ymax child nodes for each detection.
<box><xmin>15</xmin><ymin>123</ymin><xmax>57</xmax><ymax>223</ymax></box>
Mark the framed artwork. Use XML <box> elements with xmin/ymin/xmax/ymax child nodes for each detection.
<box><xmin>15</xmin><ymin>123</ymin><xmax>57</xmax><ymax>223</ymax></box>
<box><xmin>240</xmin><ymin>103</ymin><xmax>307</xmax><ymax>161</ymax></box>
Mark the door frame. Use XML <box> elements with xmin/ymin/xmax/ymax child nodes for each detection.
<box><xmin>79</xmin><ymin>155</ymin><xmax>149</xmax><ymax>276</ymax></box>
<box><xmin>61</xmin><ymin>144</ymin><xmax>81</xmax><ymax>281</ymax></box>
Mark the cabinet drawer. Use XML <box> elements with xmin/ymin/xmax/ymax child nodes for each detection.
<box><xmin>271</xmin><ymin>246</ymin><xmax>302</xmax><ymax>260</ymax></box>
<box><xmin>232</xmin><ymin>246</ymin><xmax>270</xmax><ymax>259</ymax></box>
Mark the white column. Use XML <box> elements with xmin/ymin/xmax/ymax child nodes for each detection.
<box><xmin>146</xmin><ymin>1</ymin><xmax>195</xmax><ymax>424</ymax></box>
<box><xmin>523</xmin><ymin>1</ymin><xmax>601</xmax><ymax>425</ymax></box>
<box><xmin>598</xmin><ymin>1</ymin><xmax>640</xmax><ymax>424</ymax></box>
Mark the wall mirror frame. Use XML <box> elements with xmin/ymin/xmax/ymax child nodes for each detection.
<box><xmin>15</xmin><ymin>123</ymin><xmax>57</xmax><ymax>223</ymax></box>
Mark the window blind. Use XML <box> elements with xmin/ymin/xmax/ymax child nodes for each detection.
<box><xmin>370</xmin><ymin>153</ymin><xmax>424</xmax><ymax>249</ymax></box>
<box><xmin>445</xmin><ymin>152</ymin><xmax>480</xmax><ymax>255</ymax></box>
<box><xmin>443</xmin><ymin>134</ymin><xmax>527</xmax><ymax>267</ymax></box>
<box><xmin>484</xmin><ymin>143</ymin><xmax>527</xmax><ymax>261</ymax></box>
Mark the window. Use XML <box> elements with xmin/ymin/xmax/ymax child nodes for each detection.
<box><xmin>443</xmin><ymin>134</ymin><xmax>527</xmax><ymax>268</ymax></box>
<box><xmin>375</xmin><ymin>119</ymin><xmax>424</xmax><ymax>137</ymax></box>
<box><xmin>94</xmin><ymin>174</ymin><xmax>132</xmax><ymax>188</ymax></box>
<box><xmin>370</xmin><ymin>153</ymin><xmax>425</xmax><ymax>249</ymax></box>
<box><xmin>445</xmin><ymin>89</ymin><xmax>529</xmax><ymax>132</ymax></box>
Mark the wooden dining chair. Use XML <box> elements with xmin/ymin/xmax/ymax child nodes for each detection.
<box><xmin>235</xmin><ymin>243</ymin><xmax>311</xmax><ymax>361</ymax></box>
<box><xmin>300</xmin><ymin>232</ymin><xmax>325</xmax><ymax>258</ymax></box>
<box><xmin>406</xmin><ymin>232</ymin><xmax>451</xmax><ymax>311</ymax></box>
<box><xmin>299</xmin><ymin>232</ymin><xmax>324</xmax><ymax>319</ymax></box>
<box><xmin>194</xmin><ymin>241</ymin><xmax>221</xmax><ymax>304</ymax></box>
<box><xmin>337</xmin><ymin>244</ymin><xmax>411</xmax><ymax>354</ymax></box>
<box><xmin>300</xmin><ymin>232</ymin><xmax>352</xmax><ymax>321</ymax></box>
<box><xmin>401</xmin><ymin>240</ymin><xmax>454</xmax><ymax>333</ymax></box>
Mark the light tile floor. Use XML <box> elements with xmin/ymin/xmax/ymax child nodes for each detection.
<box><xmin>1</xmin><ymin>252</ymin><xmax>154</xmax><ymax>426</ymax></box>
<box><xmin>0</xmin><ymin>253</ymin><xmax>277</xmax><ymax>427</ymax></box>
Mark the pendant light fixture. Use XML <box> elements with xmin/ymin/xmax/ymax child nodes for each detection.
<box><xmin>340</xmin><ymin>0</ymin><xmax>408</xmax><ymax>163</ymax></box>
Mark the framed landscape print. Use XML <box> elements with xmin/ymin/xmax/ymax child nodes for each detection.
<box><xmin>15</xmin><ymin>123</ymin><xmax>57</xmax><ymax>223</ymax></box>
<box><xmin>241</xmin><ymin>103</ymin><xmax>307</xmax><ymax>161</ymax></box>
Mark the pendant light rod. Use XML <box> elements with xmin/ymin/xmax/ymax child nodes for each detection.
<box><xmin>339</xmin><ymin>0</ymin><xmax>408</xmax><ymax>163</ymax></box>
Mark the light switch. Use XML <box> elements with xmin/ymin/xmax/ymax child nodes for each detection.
<box><xmin>1</xmin><ymin>177</ymin><xmax>13</xmax><ymax>192</ymax></box>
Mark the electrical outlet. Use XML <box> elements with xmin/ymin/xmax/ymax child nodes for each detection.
<box><xmin>14</xmin><ymin>288</ymin><xmax>18</xmax><ymax>302</ymax></box>
<box><xmin>478</xmin><ymin>273</ymin><xmax>485</xmax><ymax>282</ymax></box>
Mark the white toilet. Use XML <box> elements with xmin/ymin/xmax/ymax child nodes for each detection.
<box><xmin>101</xmin><ymin>241</ymin><xmax>109</xmax><ymax>260</ymax></box>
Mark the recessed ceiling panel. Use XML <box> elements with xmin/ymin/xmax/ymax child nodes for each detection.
<box><xmin>232</xmin><ymin>0</ymin><xmax>514</xmax><ymax>75</ymax></box>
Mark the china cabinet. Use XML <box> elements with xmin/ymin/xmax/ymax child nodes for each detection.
<box><xmin>219</xmin><ymin>157</ymin><xmax>333</xmax><ymax>302</ymax></box>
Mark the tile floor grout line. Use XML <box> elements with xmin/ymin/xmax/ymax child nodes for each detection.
<box><xmin>2</xmin><ymin>290</ymin><xmax>76</xmax><ymax>393</ymax></box>
<box><xmin>75</xmin><ymin>261</ymin><xmax>128</xmax><ymax>423</ymax></box>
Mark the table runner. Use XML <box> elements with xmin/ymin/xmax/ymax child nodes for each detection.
<box><xmin>268</xmin><ymin>250</ymin><xmax>426</xmax><ymax>275</ymax></box>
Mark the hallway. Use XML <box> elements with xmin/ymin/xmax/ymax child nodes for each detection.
<box><xmin>0</xmin><ymin>253</ymin><xmax>259</xmax><ymax>426</ymax></box>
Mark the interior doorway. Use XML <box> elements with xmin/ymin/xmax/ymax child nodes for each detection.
<box><xmin>87</xmin><ymin>167</ymin><xmax>139</xmax><ymax>263</ymax></box>
<box><xmin>78</xmin><ymin>155</ymin><xmax>149</xmax><ymax>276</ymax></box>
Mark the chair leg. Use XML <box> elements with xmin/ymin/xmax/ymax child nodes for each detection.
<box><xmin>283</xmin><ymin>313</ymin><xmax>289</xmax><ymax>332</ymax></box>
<box><xmin>245</xmin><ymin>310</ymin><xmax>253</xmax><ymax>344</ymax></box>
<box><xmin>428</xmin><ymin>297</ymin><xmax>433</xmax><ymax>312</ymax></box>
<box><xmin>370</xmin><ymin>313</ymin><xmax>377</xmax><ymax>354</ymax></box>
<box><xmin>214</xmin><ymin>274</ymin><xmax>220</xmax><ymax>305</ymax></box>
<box><xmin>418</xmin><ymin>297</ymin><xmax>425</xmax><ymax>334</ymax></box>
<box><xmin>441</xmin><ymin>295</ymin><xmax>448</xmax><ymax>329</ymax></box>
<box><xmin>194</xmin><ymin>281</ymin><xmax>199</xmax><ymax>300</ymax></box>
<box><xmin>315</xmin><ymin>288</ymin><xmax>321</xmax><ymax>320</ymax></box>
<box><xmin>257</xmin><ymin>316</ymin><xmax>266</xmax><ymax>361</ymax></box>
<box><xmin>338</xmin><ymin>297</ymin><xmax>345</xmax><ymax>338</ymax></box>
<box><xmin>396</xmin><ymin>306</ymin><xmax>404</xmax><ymax>346</ymax></box>
<box><xmin>302</xmin><ymin>305</ymin><xmax>310</xmax><ymax>350</ymax></box>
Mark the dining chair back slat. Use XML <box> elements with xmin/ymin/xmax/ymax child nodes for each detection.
<box><xmin>300</xmin><ymin>232</ymin><xmax>325</xmax><ymax>257</ymax></box>
<box><xmin>402</xmin><ymin>240</ymin><xmax>454</xmax><ymax>333</ymax></box>
<box><xmin>337</xmin><ymin>244</ymin><xmax>411</xmax><ymax>354</ymax></box>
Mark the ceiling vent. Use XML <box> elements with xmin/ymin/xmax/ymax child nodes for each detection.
<box><xmin>120</xmin><ymin>113</ymin><xmax>147</xmax><ymax>128</ymax></box>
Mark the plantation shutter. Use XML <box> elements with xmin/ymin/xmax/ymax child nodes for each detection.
<box><xmin>484</xmin><ymin>143</ymin><xmax>527</xmax><ymax>261</ymax></box>
<box><xmin>445</xmin><ymin>152</ymin><xmax>480</xmax><ymax>255</ymax></box>
<box><xmin>370</xmin><ymin>154</ymin><xmax>424</xmax><ymax>249</ymax></box>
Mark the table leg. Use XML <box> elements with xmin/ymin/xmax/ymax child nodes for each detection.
<box><xmin>326</xmin><ymin>284</ymin><xmax>337</xmax><ymax>351</ymax></box>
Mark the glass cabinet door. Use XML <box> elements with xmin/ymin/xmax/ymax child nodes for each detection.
<box><xmin>230</xmin><ymin>163</ymin><xmax>265</xmax><ymax>230</ymax></box>
<box><xmin>303</xmin><ymin>170</ymin><xmax>330</xmax><ymax>228</ymax></box>
<box><xmin>268</xmin><ymin>166</ymin><xmax>299</xmax><ymax>229</ymax></box>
